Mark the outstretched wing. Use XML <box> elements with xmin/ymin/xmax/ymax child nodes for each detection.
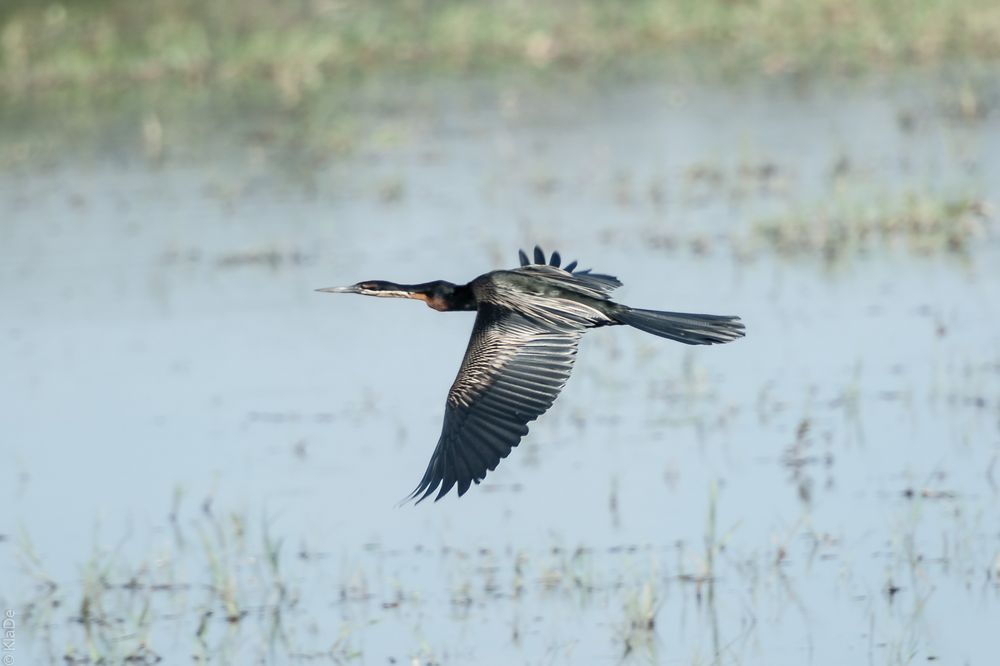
<box><xmin>408</xmin><ymin>303</ymin><xmax>583</xmax><ymax>503</ymax></box>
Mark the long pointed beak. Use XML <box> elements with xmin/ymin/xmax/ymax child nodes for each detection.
<box><xmin>316</xmin><ymin>286</ymin><xmax>359</xmax><ymax>294</ymax></box>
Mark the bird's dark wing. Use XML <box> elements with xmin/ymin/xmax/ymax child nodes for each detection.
<box><xmin>408</xmin><ymin>303</ymin><xmax>582</xmax><ymax>503</ymax></box>
<box><xmin>517</xmin><ymin>245</ymin><xmax>622</xmax><ymax>294</ymax></box>
<box><xmin>515</xmin><ymin>264</ymin><xmax>622</xmax><ymax>299</ymax></box>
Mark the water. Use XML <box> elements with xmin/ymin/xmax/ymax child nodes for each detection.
<box><xmin>1</xmin><ymin>65</ymin><xmax>999</xmax><ymax>665</ymax></box>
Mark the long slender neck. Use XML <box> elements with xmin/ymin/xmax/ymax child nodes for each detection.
<box><xmin>369</xmin><ymin>280</ymin><xmax>476</xmax><ymax>312</ymax></box>
<box><xmin>413</xmin><ymin>281</ymin><xmax>476</xmax><ymax>312</ymax></box>
<box><xmin>441</xmin><ymin>283</ymin><xmax>476</xmax><ymax>311</ymax></box>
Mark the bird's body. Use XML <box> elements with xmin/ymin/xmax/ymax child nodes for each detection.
<box><xmin>320</xmin><ymin>247</ymin><xmax>744</xmax><ymax>502</ymax></box>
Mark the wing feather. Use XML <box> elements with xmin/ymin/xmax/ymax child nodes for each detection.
<box><xmin>408</xmin><ymin>303</ymin><xmax>582</xmax><ymax>502</ymax></box>
<box><xmin>515</xmin><ymin>246</ymin><xmax>622</xmax><ymax>294</ymax></box>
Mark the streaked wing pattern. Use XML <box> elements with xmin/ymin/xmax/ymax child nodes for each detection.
<box><xmin>514</xmin><ymin>264</ymin><xmax>622</xmax><ymax>298</ymax></box>
<box><xmin>408</xmin><ymin>302</ymin><xmax>582</xmax><ymax>502</ymax></box>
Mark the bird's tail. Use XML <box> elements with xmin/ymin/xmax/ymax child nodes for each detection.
<box><xmin>615</xmin><ymin>307</ymin><xmax>745</xmax><ymax>345</ymax></box>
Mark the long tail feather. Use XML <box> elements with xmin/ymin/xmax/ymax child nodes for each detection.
<box><xmin>616</xmin><ymin>308</ymin><xmax>745</xmax><ymax>345</ymax></box>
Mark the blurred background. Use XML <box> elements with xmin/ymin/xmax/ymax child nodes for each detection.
<box><xmin>2</xmin><ymin>1</ymin><xmax>999</xmax><ymax>664</ymax></box>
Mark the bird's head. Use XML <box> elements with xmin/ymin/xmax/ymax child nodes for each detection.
<box><xmin>317</xmin><ymin>280</ymin><xmax>464</xmax><ymax>311</ymax></box>
<box><xmin>318</xmin><ymin>280</ymin><xmax>413</xmax><ymax>298</ymax></box>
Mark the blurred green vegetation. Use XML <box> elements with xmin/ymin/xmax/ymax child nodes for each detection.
<box><xmin>3</xmin><ymin>0</ymin><xmax>1000</xmax><ymax>102</ymax></box>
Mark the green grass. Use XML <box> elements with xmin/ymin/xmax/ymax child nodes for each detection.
<box><xmin>3</xmin><ymin>0</ymin><xmax>1000</xmax><ymax>101</ymax></box>
<box><xmin>752</xmin><ymin>193</ymin><xmax>991</xmax><ymax>259</ymax></box>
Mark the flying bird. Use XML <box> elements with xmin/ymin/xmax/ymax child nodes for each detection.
<box><xmin>319</xmin><ymin>246</ymin><xmax>744</xmax><ymax>502</ymax></box>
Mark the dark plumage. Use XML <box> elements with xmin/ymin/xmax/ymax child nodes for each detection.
<box><xmin>319</xmin><ymin>246</ymin><xmax>745</xmax><ymax>502</ymax></box>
